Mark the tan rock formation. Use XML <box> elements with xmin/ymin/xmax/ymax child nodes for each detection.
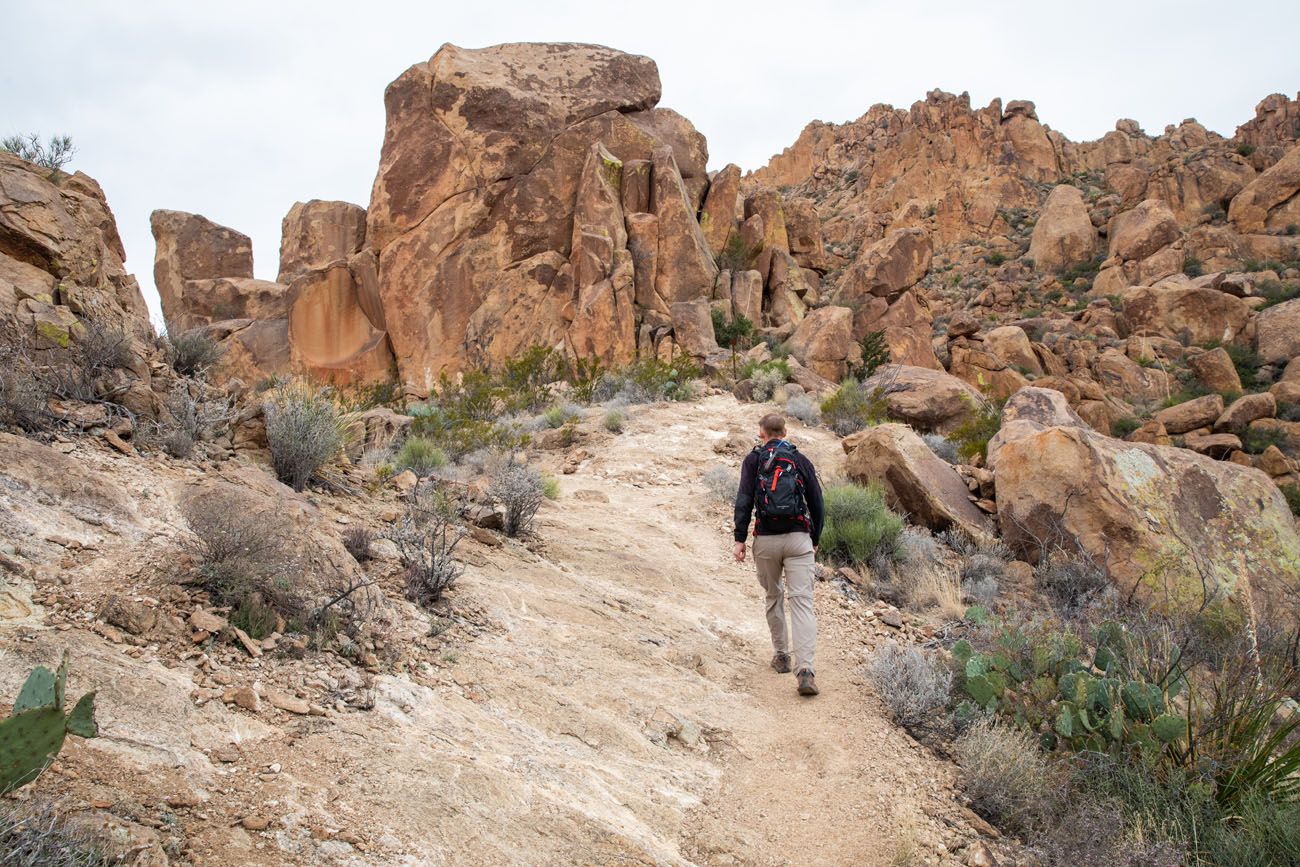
<box><xmin>838</xmin><ymin>228</ymin><xmax>932</xmax><ymax>302</ymax></box>
<box><xmin>1028</xmin><ymin>184</ymin><xmax>1098</xmax><ymax>272</ymax></box>
<box><xmin>995</xmin><ymin>424</ymin><xmax>1300</xmax><ymax>615</ymax></box>
<box><xmin>278</xmin><ymin>200</ymin><xmax>366</xmax><ymax>282</ymax></box>
<box><xmin>787</xmin><ymin>306</ymin><xmax>859</xmax><ymax>381</ymax></box>
<box><xmin>1154</xmin><ymin>394</ymin><xmax>1225</xmax><ymax>434</ymax></box>
<box><xmin>1255</xmin><ymin>298</ymin><xmax>1300</xmax><ymax>365</ymax></box>
<box><xmin>986</xmin><ymin>386</ymin><xmax>1088</xmax><ymax>470</ymax></box>
<box><xmin>364</xmin><ymin>42</ymin><xmax>716</xmax><ymax>389</ymax></box>
<box><xmin>700</xmin><ymin>164</ymin><xmax>742</xmax><ymax>257</ymax></box>
<box><xmin>843</xmin><ymin>424</ymin><xmax>994</xmax><ymax>539</ymax></box>
<box><xmin>150</xmin><ymin>209</ymin><xmax>256</xmax><ymax>332</ymax></box>
<box><xmin>1228</xmin><ymin>142</ymin><xmax>1300</xmax><ymax>232</ymax></box>
<box><xmin>863</xmin><ymin>365</ymin><xmax>984</xmax><ymax>433</ymax></box>
<box><xmin>1187</xmin><ymin>347</ymin><xmax>1243</xmax><ymax>394</ymax></box>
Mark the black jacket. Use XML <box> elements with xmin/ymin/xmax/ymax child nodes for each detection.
<box><xmin>733</xmin><ymin>441</ymin><xmax>825</xmax><ymax>545</ymax></box>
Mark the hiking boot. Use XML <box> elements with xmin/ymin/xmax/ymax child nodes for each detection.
<box><xmin>796</xmin><ymin>669</ymin><xmax>819</xmax><ymax>696</ymax></box>
<box><xmin>770</xmin><ymin>652</ymin><xmax>792</xmax><ymax>674</ymax></box>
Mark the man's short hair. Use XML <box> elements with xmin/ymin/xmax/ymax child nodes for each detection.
<box><xmin>759</xmin><ymin>413</ymin><xmax>787</xmax><ymax>437</ymax></box>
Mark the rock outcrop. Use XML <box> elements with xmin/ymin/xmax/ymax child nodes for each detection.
<box><xmin>843</xmin><ymin>423</ymin><xmax>994</xmax><ymax>539</ymax></box>
<box><xmin>365</xmin><ymin>42</ymin><xmax>719</xmax><ymax>391</ymax></box>
<box><xmin>1</xmin><ymin>152</ymin><xmax>157</xmax><ymax>416</ymax></box>
<box><xmin>995</xmin><ymin>423</ymin><xmax>1300</xmax><ymax>616</ymax></box>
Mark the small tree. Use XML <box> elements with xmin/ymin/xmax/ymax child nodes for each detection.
<box><xmin>2</xmin><ymin>133</ymin><xmax>75</xmax><ymax>176</ymax></box>
<box><xmin>712</xmin><ymin>308</ymin><xmax>756</xmax><ymax>379</ymax></box>
<box><xmin>857</xmin><ymin>330</ymin><xmax>889</xmax><ymax>378</ymax></box>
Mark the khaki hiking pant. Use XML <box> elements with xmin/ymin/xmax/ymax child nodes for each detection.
<box><xmin>752</xmin><ymin>532</ymin><xmax>816</xmax><ymax>674</ymax></box>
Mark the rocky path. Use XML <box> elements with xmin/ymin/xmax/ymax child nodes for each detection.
<box><xmin>1</xmin><ymin>395</ymin><xmax>989</xmax><ymax>865</ymax></box>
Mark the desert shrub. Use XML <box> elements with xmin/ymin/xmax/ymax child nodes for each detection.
<box><xmin>856</xmin><ymin>330</ymin><xmax>889</xmax><ymax>378</ymax></box>
<box><xmin>180</xmin><ymin>496</ymin><xmax>291</xmax><ymax>609</ymax></box>
<box><xmin>893</xmin><ymin>525</ymin><xmax>939</xmax><ymax>569</ymax></box>
<box><xmin>395</xmin><ymin>493</ymin><xmax>464</xmax><ymax>608</ymax></box>
<box><xmin>500</xmin><ymin>344</ymin><xmax>562</xmax><ymax>412</ymax></box>
<box><xmin>164</xmin><ymin>330</ymin><xmax>223</xmax><ymax>376</ymax></box>
<box><xmin>1111</xmin><ymin>416</ymin><xmax>1143</xmax><ymax>439</ymax></box>
<box><xmin>865</xmin><ymin>643</ymin><xmax>952</xmax><ymax>731</ymax></box>
<box><xmin>229</xmin><ymin>591</ymin><xmax>279</xmax><ymax>640</ymax></box>
<box><xmin>1030</xmin><ymin>797</ymin><xmax>1185</xmax><ymax>867</ymax></box>
<box><xmin>949</xmin><ymin>398</ymin><xmax>1002</xmax><ymax>462</ymax></box>
<box><xmin>542</xmin><ymin>402</ymin><xmax>581</xmax><ymax>429</ymax></box>
<box><xmin>153</xmin><ymin>379</ymin><xmax>236</xmax><ymax>457</ymax></box>
<box><xmin>2</xmin><ymin>132</ymin><xmax>75</xmax><ymax>174</ymax></box>
<box><xmin>541</xmin><ymin>473</ymin><xmax>561</xmax><ymax>500</ymax></box>
<box><xmin>786</xmin><ymin>393</ymin><xmax>820</xmax><ymax>426</ymax></box>
<box><xmin>955</xmin><ymin>718</ymin><xmax>1060</xmax><ymax>835</ymax></box>
<box><xmin>489</xmin><ymin>462</ymin><xmax>545</xmax><ymax>537</ymax></box>
<box><xmin>0</xmin><ymin>798</ymin><xmax>108</xmax><ymax>867</ymax></box>
<box><xmin>712</xmin><ymin>309</ymin><xmax>757</xmax><ymax>374</ymax></box>
<box><xmin>717</xmin><ymin>232</ymin><xmax>763</xmax><ymax>272</ymax></box>
<box><xmin>1242</xmin><ymin>424</ymin><xmax>1289</xmax><ymax>455</ymax></box>
<box><xmin>602</xmin><ymin>408</ymin><xmax>625</xmax><ymax>433</ymax></box>
<box><xmin>922</xmin><ymin>432</ymin><xmax>958</xmax><ymax>463</ymax></box>
<box><xmin>819</xmin><ymin>483</ymin><xmax>903</xmax><ymax>569</ymax></box>
<box><xmin>740</xmin><ymin>357</ymin><xmax>791</xmax><ymax>381</ymax></box>
<box><xmin>820</xmin><ymin>378</ymin><xmax>888</xmax><ymax>436</ymax></box>
<box><xmin>264</xmin><ymin>382</ymin><xmax>348</xmax><ymax>491</ymax></box>
<box><xmin>1037</xmin><ymin>550</ymin><xmax>1111</xmax><ymax>615</ymax></box>
<box><xmin>589</xmin><ymin>355</ymin><xmax>699</xmax><ymax>404</ymax></box>
<box><xmin>1182</xmin><ymin>256</ymin><xmax>1204</xmax><ymax>278</ymax></box>
<box><xmin>958</xmin><ymin>539</ymin><xmax>1010</xmax><ymax>607</ymax></box>
<box><xmin>394</xmin><ymin>436</ymin><xmax>448</xmax><ymax>476</ymax></box>
<box><xmin>750</xmin><ymin>365</ymin><xmax>787</xmax><ymax>402</ymax></box>
<box><xmin>1236</xmin><ymin>142</ymin><xmax>1256</xmax><ymax>157</ymax></box>
<box><xmin>1255</xmin><ymin>279</ymin><xmax>1300</xmax><ymax>310</ymax></box>
<box><xmin>703</xmin><ymin>466</ymin><xmax>738</xmax><ymax>504</ymax></box>
<box><xmin>0</xmin><ymin>337</ymin><xmax>51</xmax><ymax>431</ymax></box>
<box><xmin>1283</xmin><ymin>485</ymin><xmax>1300</xmax><ymax>517</ymax></box>
<box><xmin>342</xmin><ymin>525</ymin><xmax>373</xmax><ymax>562</ymax></box>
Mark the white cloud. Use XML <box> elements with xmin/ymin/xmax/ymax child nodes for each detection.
<box><xmin>3</xmin><ymin>0</ymin><xmax>1296</xmax><ymax>328</ymax></box>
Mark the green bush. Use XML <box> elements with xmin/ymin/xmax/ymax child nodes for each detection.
<box><xmin>394</xmin><ymin>436</ymin><xmax>448</xmax><ymax>476</ymax></box>
<box><xmin>1282</xmin><ymin>485</ymin><xmax>1300</xmax><ymax>517</ymax></box>
<box><xmin>949</xmin><ymin>398</ymin><xmax>1002</xmax><ymax>462</ymax></box>
<box><xmin>2</xmin><ymin>132</ymin><xmax>75</xmax><ymax>174</ymax></box>
<box><xmin>165</xmin><ymin>329</ymin><xmax>223</xmax><ymax>376</ymax></box>
<box><xmin>717</xmin><ymin>233</ymin><xmax>763</xmax><ymax>272</ymax></box>
<box><xmin>1242</xmin><ymin>425</ymin><xmax>1288</xmax><ymax>455</ymax></box>
<box><xmin>1256</xmin><ymin>279</ymin><xmax>1300</xmax><ymax>310</ymax></box>
<box><xmin>857</xmin><ymin>330</ymin><xmax>889</xmax><ymax>379</ymax></box>
<box><xmin>542</xmin><ymin>403</ymin><xmax>580</xmax><ymax>429</ymax></box>
<box><xmin>818</xmin><ymin>483</ymin><xmax>903</xmax><ymax>569</ymax></box>
<box><xmin>820</xmin><ymin>378</ymin><xmax>889</xmax><ymax>436</ymax></box>
<box><xmin>602</xmin><ymin>408</ymin><xmax>625</xmax><ymax>433</ymax></box>
<box><xmin>1236</xmin><ymin>142</ymin><xmax>1256</xmax><ymax>157</ymax></box>
<box><xmin>955</xmin><ymin>718</ymin><xmax>1060</xmax><ymax>835</ymax></box>
<box><xmin>1111</xmin><ymin>416</ymin><xmax>1143</xmax><ymax>439</ymax></box>
<box><xmin>1183</xmin><ymin>256</ymin><xmax>1204</xmax><ymax>278</ymax></box>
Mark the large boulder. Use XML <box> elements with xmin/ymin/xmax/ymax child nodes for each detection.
<box><xmin>788</xmin><ymin>306</ymin><xmax>859</xmax><ymax>382</ymax></box>
<box><xmin>1108</xmin><ymin>198</ymin><xmax>1180</xmax><ymax>262</ymax></box>
<box><xmin>1028</xmin><ymin>184</ymin><xmax>1098</xmax><ymax>272</ymax></box>
<box><xmin>1154</xmin><ymin>394</ymin><xmax>1225</xmax><ymax>435</ymax></box>
<box><xmin>365</xmin><ymin>42</ymin><xmax>715</xmax><ymax>390</ymax></box>
<box><xmin>842</xmin><ymin>424</ymin><xmax>994</xmax><ymax>540</ymax></box>
<box><xmin>863</xmin><ymin>365</ymin><xmax>985</xmax><ymax>433</ymax></box>
<box><xmin>150</xmin><ymin>209</ymin><xmax>256</xmax><ymax>332</ymax></box>
<box><xmin>699</xmin><ymin>163</ymin><xmax>741</xmax><ymax>257</ymax></box>
<box><xmin>1121</xmin><ymin>278</ymin><xmax>1252</xmax><ymax>346</ymax></box>
<box><xmin>837</xmin><ymin>228</ymin><xmax>932</xmax><ymax>302</ymax></box>
<box><xmin>1255</xmin><ymin>298</ymin><xmax>1300</xmax><ymax>365</ymax></box>
<box><xmin>1187</xmin><ymin>347</ymin><xmax>1243</xmax><ymax>394</ymax></box>
<box><xmin>277</xmin><ymin>200</ymin><xmax>367</xmax><ymax>282</ymax></box>
<box><xmin>986</xmin><ymin>386</ymin><xmax>1088</xmax><ymax>470</ymax></box>
<box><xmin>995</xmin><ymin>425</ymin><xmax>1300</xmax><ymax>617</ymax></box>
<box><xmin>1228</xmin><ymin>142</ymin><xmax>1300</xmax><ymax>232</ymax></box>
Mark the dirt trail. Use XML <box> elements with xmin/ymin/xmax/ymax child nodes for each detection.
<box><xmin>1</xmin><ymin>395</ymin><xmax>988</xmax><ymax>865</ymax></box>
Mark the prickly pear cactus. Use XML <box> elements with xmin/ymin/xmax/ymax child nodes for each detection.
<box><xmin>0</xmin><ymin>652</ymin><xmax>98</xmax><ymax>794</ymax></box>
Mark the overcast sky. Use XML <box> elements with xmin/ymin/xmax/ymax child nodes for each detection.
<box><xmin>4</xmin><ymin>0</ymin><xmax>1297</xmax><ymax>328</ymax></box>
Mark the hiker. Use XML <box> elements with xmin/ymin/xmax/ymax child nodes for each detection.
<box><xmin>733</xmin><ymin>413</ymin><xmax>825</xmax><ymax>696</ymax></box>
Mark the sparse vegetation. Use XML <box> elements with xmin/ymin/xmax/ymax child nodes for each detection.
<box><xmin>948</xmin><ymin>397</ymin><xmax>1002</xmax><ymax>462</ymax></box>
<box><xmin>2</xmin><ymin>132</ymin><xmax>75</xmax><ymax>175</ymax></box>
<box><xmin>342</xmin><ymin>525</ymin><xmax>373</xmax><ymax>562</ymax></box>
<box><xmin>180</xmin><ymin>494</ymin><xmax>295</xmax><ymax>611</ymax></box>
<box><xmin>703</xmin><ymin>466</ymin><xmax>738</xmax><ymax>504</ymax></box>
<box><xmin>1111</xmin><ymin>416</ymin><xmax>1143</xmax><ymax>439</ymax></box>
<box><xmin>922</xmin><ymin>432</ymin><xmax>957</xmax><ymax>463</ymax></box>
<box><xmin>394</xmin><ymin>436</ymin><xmax>448</xmax><ymax>476</ymax></box>
<box><xmin>955</xmin><ymin>718</ymin><xmax>1060</xmax><ymax>836</ymax></box>
<box><xmin>819</xmin><ymin>378</ymin><xmax>889</xmax><ymax>436</ymax></box>
<box><xmin>394</xmin><ymin>490</ymin><xmax>465</xmax><ymax>608</ymax></box>
<box><xmin>489</xmin><ymin>462</ymin><xmax>546</xmax><ymax>537</ymax></box>
<box><xmin>0</xmin><ymin>798</ymin><xmax>108</xmax><ymax>866</ymax></box>
<box><xmin>785</xmin><ymin>393</ymin><xmax>819</xmax><ymax>426</ymax></box>
<box><xmin>856</xmin><ymin>330</ymin><xmax>889</xmax><ymax>378</ymax></box>
<box><xmin>865</xmin><ymin>643</ymin><xmax>952</xmax><ymax>732</ymax></box>
<box><xmin>716</xmin><ymin>233</ymin><xmax>763</xmax><ymax>272</ymax></box>
<box><xmin>1182</xmin><ymin>256</ymin><xmax>1204</xmax><ymax>278</ymax></box>
<box><xmin>264</xmin><ymin>382</ymin><xmax>349</xmax><ymax>491</ymax></box>
<box><xmin>602</xmin><ymin>408</ymin><xmax>625</xmax><ymax>433</ymax></box>
<box><xmin>164</xmin><ymin>330</ymin><xmax>223</xmax><ymax>376</ymax></box>
<box><xmin>818</xmin><ymin>483</ymin><xmax>903</xmax><ymax>571</ymax></box>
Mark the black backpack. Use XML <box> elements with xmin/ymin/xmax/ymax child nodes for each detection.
<box><xmin>755</xmin><ymin>440</ymin><xmax>806</xmax><ymax>520</ymax></box>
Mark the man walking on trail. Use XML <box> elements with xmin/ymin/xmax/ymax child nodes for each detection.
<box><xmin>733</xmin><ymin>413</ymin><xmax>825</xmax><ymax>696</ymax></box>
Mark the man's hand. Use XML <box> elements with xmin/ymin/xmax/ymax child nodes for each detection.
<box><xmin>733</xmin><ymin>541</ymin><xmax>747</xmax><ymax>563</ymax></box>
